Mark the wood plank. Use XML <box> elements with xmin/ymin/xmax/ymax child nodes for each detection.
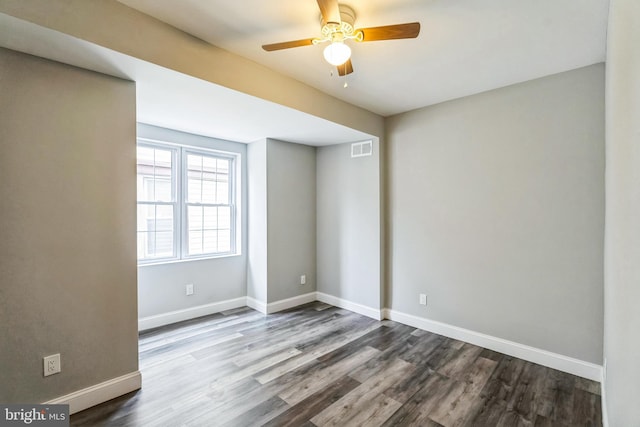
<box><xmin>505</xmin><ymin>362</ymin><xmax>547</xmax><ymax>424</ymax></box>
<box><xmin>462</xmin><ymin>355</ymin><xmax>527</xmax><ymax>425</ymax></box>
<box><xmin>533</xmin><ymin>414</ymin><xmax>554</xmax><ymax>427</ymax></box>
<box><xmin>349</xmin><ymin>335</ymin><xmax>418</xmax><ymax>383</ymax></box>
<box><xmin>255</xmin><ymin>321</ymin><xmax>383</xmax><ymax>384</ymax></box>
<box><xmin>397</xmin><ymin>332</ymin><xmax>445</xmax><ymax>365</ymax></box>
<box><xmin>263</xmin><ymin>376</ymin><xmax>361</xmax><ymax>427</ymax></box>
<box><xmin>574</xmin><ymin>376</ymin><xmax>601</xmax><ymax>396</ymax></box>
<box><xmin>380</xmin><ymin>373</ymin><xmax>455</xmax><ymax>426</ymax></box>
<box><xmin>572</xmin><ymin>388</ymin><xmax>602</xmax><ymax>426</ymax></box>
<box><xmin>540</xmin><ymin>368</ymin><xmax>576</xmax><ymax>424</ymax></box>
<box><xmin>429</xmin><ymin>357</ymin><xmax>498</xmax><ymax>426</ymax></box>
<box><xmin>202</xmin><ymin>379</ymin><xmax>285</xmax><ymax>425</ymax></box>
<box><xmin>278</xmin><ymin>346</ymin><xmax>380</xmax><ymax>405</ymax></box>
<box><xmin>311</xmin><ymin>391</ymin><xmax>401</xmax><ymax>427</ymax></box>
<box><xmin>382</xmin><ymin>363</ymin><xmax>436</xmax><ymax>404</ymax></box>
<box><xmin>209</xmin><ymin>347</ymin><xmax>301</xmax><ymax>388</ymax></box>
<box><xmin>415</xmin><ymin>337</ymin><xmax>462</xmax><ymax>371</ymax></box>
<box><xmin>218</xmin><ymin>395</ymin><xmax>289</xmax><ymax>427</ymax></box>
<box><xmin>317</xmin><ymin>325</ymin><xmax>401</xmax><ymax>365</ymax></box>
<box><xmin>437</xmin><ymin>343</ymin><xmax>485</xmax><ymax>380</ymax></box>
<box><xmin>311</xmin><ymin>357</ymin><xmax>413</xmax><ymax>425</ymax></box>
<box><xmin>479</xmin><ymin>348</ymin><xmax>506</xmax><ymax>362</ymax></box>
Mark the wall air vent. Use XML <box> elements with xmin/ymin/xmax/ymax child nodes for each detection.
<box><xmin>351</xmin><ymin>140</ymin><xmax>373</xmax><ymax>158</ymax></box>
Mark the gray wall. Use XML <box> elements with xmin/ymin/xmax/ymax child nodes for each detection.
<box><xmin>247</xmin><ymin>139</ymin><xmax>317</xmax><ymax>304</ymax></box>
<box><xmin>0</xmin><ymin>49</ymin><xmax>138</xmax><ymax>402</ymax></box>
<box><xmin>266</xmin><ymin>139</ymin><xmax>317</xmax><ymax>302</ymax></box>
<box><xmin>136</xmin><ymin>124</ymin><xmax>247</xmax><ymax>318</ymax></box>
<box><xmin>603</xmin><ymin>0</ymin><xmax>640</xmax><ymax>424</ymax></box>
<box><xmin>317</xmin><ymin>140</ymin><xmax>382</xmax><ymax>310</ymax></box>
<box><xmin>247</xmin><ymin>139</ymin><xmax>268</xmax><ymax>303</ymax></box>
<box><xmin>386</xmin><ymin>64</ymin><xmax>605</xmax><ymax>364</ymax></box>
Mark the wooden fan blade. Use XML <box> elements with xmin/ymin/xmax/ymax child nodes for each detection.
<box><xmin>337</xmin><ymin>59</ymin><xmax>353</xmax><ymax>76</ymax></box>
<box><xmin>317</xmin><ymin>0</ymin><xmax>341</xmax><ymax>24</ymax></box>
<box><xmin>262</xmin><ymin>38</ymin><xmax>315</xmax><ymax>51</ymax></box>
<box><xmin>357</xmin><ymin>22</ymin><xmax>420</xmax><ymax>42</ymax></box>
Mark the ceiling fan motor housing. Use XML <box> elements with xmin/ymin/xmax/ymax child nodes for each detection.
<box><xmin>321</xmin><ymin>4</ymin><xmax>357</xmax><ymax>41</ymax></box>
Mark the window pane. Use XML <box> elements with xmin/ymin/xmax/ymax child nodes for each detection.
<box><xmin>202</xmin><ymin>178</ymin><xmax>216</xmax><ymax>204</ymax></box>
<box><xmin>189</xmin><ymin>230</ymin><xmax>203</xmax><ymax>255</ymax></box>
<box><xmin>216</xmin><ymin>181</ymin><xmax>229</xmax><ymax>204</ymax></box>
<box><xmin>137</xmin><ymin>147</ymin><xmax>154</xmax><ymax>165</ymax></box>
<box><xmin>155</xmin><ymin>149</ymin><xmax>172</xmax><ymax>169</ymax></box>
<box><xmin>137</xmin><ymin>232</ymin><xmax>148</xmax><ymax>259</ymax></box>
<box><xmin>137</xmin><ymin>203</ymin><xmax>175</xmax><ymax>260</ymax></box>
<box><xmin>138</xmin><ymin>231</ymin><xmax>171</xmax><ymax>259</ymax></box>
<box><xmin>188</xmin><ymin>178</ymin><xmax>202</xmax><ymax>203</ymax></box>
<box><xmin>187</xmin><ymin>154</ymin><xmax>202</xmax><ymax>171</ymax></box>
<box><xmin>154</xmin><ymin>178</ymin><xmax>172</xmax><ymax>202</ymax></box>
<box><xmin>218</xmin><ymin>230</ymin><xmax>231</xmax><ymax>252</ymax></box>
<box><xmin>154</xmin><ymin>231</ymin><xmax>174</xmax><ymax>258</ymax></box>
<box><xmin>203</xmin><ymin>206</ymin><xmax>218</xmax><ymax>229</ymax></box>
<box><xmin>188</xmin><ymin>205</ymin><xmax>203</xmax><ymax>231</ymax></box>
<box><xmin>155</xmin><ymin>205</ymin><xmax>174</xmax><ymax>232</ymax></box>
<box><xmin>203</xmin><ymin>156</ymin><xmax>216</xmax><ymax>172</ymax></box>
<box><xmin>187</xmin><ymin>153</ymin><xmax>231</xmax><ymax>205</ymax></box>
<box><xmin>188</xmin><ymin>154</ymin><xmax>205</xmax><ymax>203</ymax></box>
<box><xmin>137</xmin><ymin>146</ymin><xmax>173</xmax><ymax>202</ymax></box>
<box><xmin>218</xmin><ymin>206</ymin><xmax>231</xmax><ymax>230</ymax></box>
<box><xmin>203</xmin><ymin>230</ymin><xmax>217</xmax><ymax>253</ymax></box>
<box><xmin>216</xmin><ymin>159</ymin><xmax>230</xmax><ymax>205</ymax></box>
<box><xmin>186</xmin><ymin>205</ymin><xmax>234</xmax><ymax>256</ymax></box>
<box><xmin>137</xmin><ymin>204</ymin><xmax>152</xmax><ymax>232</ymax></box>
<box><xmin>217</xmin><ymin>159</ymin><xmax>229</xmax><ymax>174</ymax></box>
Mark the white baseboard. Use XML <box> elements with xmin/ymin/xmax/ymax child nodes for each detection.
<box><xmin>246</xmin><ymin>296</ymin><xmax>267</xmax><ymax>314</ymax></box>
<box><xmin>138</xmin><ymin>297</ymin><xmax>246</xmax><ymax>331</ymax></box>
<box><xmin>316</xmin><ymin>292</ymin><xmax>383</xmax><ymax>320</ymax></box>
<box><xmin>267</xmin><ymin>292</ymin><xmax>317</xmax><ymax>314</ymax></box>
<box><xmin>44</xmin><ymin>371</ymin><xmax>141</xmax><ymax>415</ymax></box>
<box><xmin>601</xmin><ymin>384</ymin><xmax>609</xmax><ymax>427</ymax></box>
<box><xmin>383</xmin><ymin>309</ymin><xmax>602</xmax><ymax>382</ymax></box>
<box><xmin>601</xmin><ymin>361</ymin><xmax>609</xmax><ymax>427</ymax></box>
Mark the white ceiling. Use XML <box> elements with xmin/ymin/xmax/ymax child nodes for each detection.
<box><xmin>119</xmin><ymin>0</ymin><xmax>610</xmax><ymax>117</ymax></box>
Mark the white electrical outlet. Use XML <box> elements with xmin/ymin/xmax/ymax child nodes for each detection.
<box><xmin>300</xmin><ymin>275</ymin><xmax>306</xmax><ymax>285</ymax></box>
<box><xmin>186</xmin><ymin>283</ymin><xmax>194</xmax><ymax>296</ymax></box>
<box><xmin>419</xmin><ymin>294</ymin><xmax>427</xmax><ymax>305</ymax></box>
<box><xmin>43</xmin><ymin>354</ymin><xmax>61</xmax><ymax>377</ymax></box>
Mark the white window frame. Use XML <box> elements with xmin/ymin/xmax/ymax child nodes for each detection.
<box><xmin>137</xmin><ymin>138</ymin><xmax>239</xmax><ymax>265</ymax></box>
<box><xmin>180</xmin><ymin>148</ymin><xmax>237</xmax><ymax>260</ymax></box>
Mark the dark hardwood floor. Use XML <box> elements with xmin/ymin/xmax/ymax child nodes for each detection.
<box><xmin>71</xmin><ymin>302</ymin><xmax>602</xmax><ymax>426</ymax></box>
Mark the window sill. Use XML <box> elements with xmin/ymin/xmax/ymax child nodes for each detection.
<box><xmin>138</xmin><ymin>253</ymin><xmax>242</xmax><ymax>267</ymax></box>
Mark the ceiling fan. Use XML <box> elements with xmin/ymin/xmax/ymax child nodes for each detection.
<box><xmin>262</xmin><ymin>0</ymin><xmax>420</xmax><ymax>76</ymax></box>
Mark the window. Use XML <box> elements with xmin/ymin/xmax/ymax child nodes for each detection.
<box><xmin>136</xmin><ymin>141</ymin><xmax>238</xmax><ymax>263</ymax></box>
<box><xmin>185</xmin><ymin>152</ymin><xmax>232</xmax><ymax>256</ymax></box>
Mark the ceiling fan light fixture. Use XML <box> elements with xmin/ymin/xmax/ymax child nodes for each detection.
<box><xmin>323</xmin><ymin>41</ymin><xmax>351</xmax><ymax>66</ymax></box>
